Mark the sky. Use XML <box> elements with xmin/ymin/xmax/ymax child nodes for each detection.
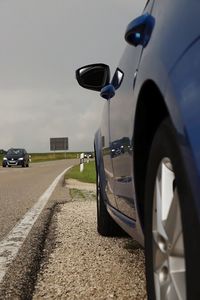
<box><xmin>0</xmin><ymin>0</ymin><xmax>146</xmax><ymax>152</ymax></box>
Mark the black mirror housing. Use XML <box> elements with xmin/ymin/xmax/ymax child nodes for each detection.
<box><xmin>76</xmin><ymin>63</ymin><xmax>110</xmax><ymax>92</ymax></box>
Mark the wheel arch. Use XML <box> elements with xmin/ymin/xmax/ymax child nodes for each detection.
<box><xmin>134</xmin><ymin>80</ymin><xmax>169</xmax><ymax>229</ymax></box>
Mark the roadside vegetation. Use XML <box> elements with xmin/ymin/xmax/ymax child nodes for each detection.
<box><xmin>69</xmin><ymin>188</ymin><xmax>96</xmax><ymax>202</ymax></box>
<box><xmin>65</xmin><ymin>160</ymin><xmax>96</xmax><ymax>183</ymax></box>
<box><xmin>30</xmin><ymin>152</ymin><xmax>81</xmax><ymax>163</ymax></box>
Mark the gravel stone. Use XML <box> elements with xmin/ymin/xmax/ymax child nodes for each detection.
<box><xmin>33</xmin><ymin>182</ymin><xmax>147</xmax><ymax>299</ymax></box>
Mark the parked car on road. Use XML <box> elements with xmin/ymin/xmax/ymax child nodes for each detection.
<box><xmin>2</xmin><ymin>148</ymin><xmax>30</xmax><ymax>168</ymax></box>
<box><xmin>76</xmin><ymin>0</ymin><xmax>200</xmax><ymax>299</ymax></box>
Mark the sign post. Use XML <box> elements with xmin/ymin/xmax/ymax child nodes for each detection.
<box><xmin>50</xmin><ymin>137</ymin><xmax>69</xmax><ymax>158</ymax></box>
<box><xmin>80</xmin><ymin>153</ymin><xmax>84</xmax><ymax>172</ymax></box>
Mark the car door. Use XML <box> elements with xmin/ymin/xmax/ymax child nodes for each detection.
<box><xmin>109</xmin><ymin>0</ymin><xmax>154</xmax><ymax>219</ymax></box>
<box><xmin>101</xmin><ymin>99</ymin><xmax>118</xmax><ymax>209</ymax></box>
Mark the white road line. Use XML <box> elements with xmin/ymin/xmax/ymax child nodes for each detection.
<box><xmin>0</xmin><ymin>166</ymin><xmax>72</xmax><ymax>283</ymax></box>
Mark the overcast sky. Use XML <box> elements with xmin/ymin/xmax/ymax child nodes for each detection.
<box><xmin>0</xmin><ymin>0</ymin><xmax>146</xmax><ymax>152</ymax></box>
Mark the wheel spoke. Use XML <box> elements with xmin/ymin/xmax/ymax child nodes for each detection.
<box><xmin>164</xmin><ymin>189</ymin><xmax>184</xmax><ymax>256</ymax></box>
<box><xmin>154</xmin><ymin>272</ymin><xmax>161</xmax><ymax>299</ymax></box>
<box><xmin>153</xmin><ymin>159</ymin><xmax>175</xmax><ymax>240</ymax></box>
<box><xmin>153</xmin><ymin>235</ymin><xmax>167</xmax><ymax>271</ymax></box>
<box><xmin>153</xmin><ymin>175</ymin><xmax>167</xmax><ymax>239</ymax></box>
<box><xmin>160</xmin><ymin>159</ymin><xmax>174</xmax><ymax>224</ymax></box>
<box><xmin>165</xmin><ymin>282</ymin><xmax>180</xmax><ymax>300</ymax></box>
<box><xmin>155</xmin><ymin>269</ymin><xmax>171</xmax><ymax>300</ymax></box>
<box><xmin>154</xmin><ymin>263</ymin><xmax>185</xmax><ymax>300</ymax></box>
<box><xmin>169</xmin><ymin>256</ymin><xmax>186</xmax><ymax>300</ymax></box>
<box><xmin>172</xmin><ymin>230</ymin><xmax>184</xmax><ymax>257</ymax></box>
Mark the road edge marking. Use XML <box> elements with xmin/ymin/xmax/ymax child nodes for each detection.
<box><xmin>0</xmin><ymin>166</ymin><xmax>72</xmax><ymax>283</ymax></box>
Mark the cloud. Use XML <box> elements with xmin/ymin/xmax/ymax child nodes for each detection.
<box><xmin>0</xmin><ymin>0</ymin><xmax>146</xmax><ymax>152</ymax></box>
<box><xmin>0</xmin><ymin>87</ymin><xmax>104</xmax><ymax>151</ymax></box>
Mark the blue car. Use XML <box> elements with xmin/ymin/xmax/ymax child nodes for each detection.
<box><xmin>76</xmin><ymin>0</ymin><xmax>200</xmax><ymax>299</ymax></box>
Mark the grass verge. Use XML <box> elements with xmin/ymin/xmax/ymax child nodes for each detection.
<box><xmin>69</xmin><ymin>188</ymin><xmax>95</xmax><ymax>201</ymax></box>
<box><xmin>65</xmin><ymin>160</ymin><xmax>96</xmax><ymax>183</ymax></box>
<box><xmin>30</xmin><ymin>152</ymin><xmax>80</xmax><ymax>163</ymax></box>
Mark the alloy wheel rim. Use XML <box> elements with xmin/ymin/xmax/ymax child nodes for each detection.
<box><xmin>152</xmin><ymin>158</ymin><xmax>186</xmax><ymax>300</ymax></box>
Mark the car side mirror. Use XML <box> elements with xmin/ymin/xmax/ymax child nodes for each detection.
<box><xmin>76</xmin><ymin>63</ymin><xmax>110</xmax><ymax>92</ymax></box>
<box><xmin>125</xmin><ymin>13</ymin><xmax>155</xmax><ymax>47</ymax></box>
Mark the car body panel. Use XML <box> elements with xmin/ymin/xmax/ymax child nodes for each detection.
<box><xmin>106</xmin><ymin>0</ymin><xmax>154</xmax><ymax>220</ymax></box>
<box><xmin>100</xmin><ymin>102</ymin><xmax>118</xmax><ymax>209</ymax></box>
<box><xmin>109</xmin><ymin>46</ymin><xmax>142</xmax><ymax>220</ymax></box>
<box><xmin>165</xmin><ymin>38</ymin><xmax>200</xmax><ymax>220</ymax></box>
<box><xmin>94</xmin><ymin>0</ymin><xmax>200</xmax><ymax>244</ymax></box>
<box><xmin>78</xmin><ymin>0</ymin><xmax>200</xmax><ymax>270</ymax></box>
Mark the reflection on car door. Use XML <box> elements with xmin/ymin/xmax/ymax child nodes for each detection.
<box><xmin>101</xmin><ymin>102</ymin><xmax>118</xmax><ymax>209</ymax></box>
<box><xmin>109</xmin><ymin>45</ymin><xmax>142</xmax><ymax>219</ymax></box>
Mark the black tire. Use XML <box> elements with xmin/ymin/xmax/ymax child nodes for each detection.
<box><xmin>96</xmin><ymin>170</ymin><xmax>124</xmax><ymax>236</ymax></box>
<box><xmin>145</xmin><ymin>119</ymin><xmax>200</xmax><ymax>300</ymax></box>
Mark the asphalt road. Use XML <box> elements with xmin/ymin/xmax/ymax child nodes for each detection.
<box><xmin>0</xmin><ymin>159</ymin><xmax>77</xmax><ymax>240</ymax></box>
<box><xmin>0</xmin><ymin>159</ymin><xmax>79</xmax><ymax>299</ymax></box>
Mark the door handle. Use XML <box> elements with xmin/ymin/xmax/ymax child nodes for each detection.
<box><xmin>125</xmin><ymin>13</ymin><xmax>155</xmax><ymax>47</ymax></box>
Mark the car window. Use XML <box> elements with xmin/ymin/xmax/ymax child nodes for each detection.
<box><xmin>111</xmin><ymin>68</ymin><xmax>124</xmax><ymax>90</ymax></box>
<box><xmin>7</xmin><ymin>149</ymin><xmax>22</xmax><ymax>155</ymax></box>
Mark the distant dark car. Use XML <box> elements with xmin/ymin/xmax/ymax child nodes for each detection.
<box><xmin>2</xmin><ymin>148</ymin><xmax>30</xmax><ymax>167</ymax></box>
<box><xmin>84</xmin><ymin>152</ymin><xmax>94</xmax><ymax>159</ymax></box>
<box><xmin>76</xmin><ymin>0</ymin><xmax>200</xmax><ymax>299</ymax></box>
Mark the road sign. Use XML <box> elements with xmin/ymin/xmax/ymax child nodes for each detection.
<box><xmin>50</xmin><ymin>137</ymin><xmax>68</xmax><ymax>151</ymax></box>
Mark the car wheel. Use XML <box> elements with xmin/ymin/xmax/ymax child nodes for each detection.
<box><xmin>96</xmin><ymin>170</ymin><xmax>123</xmax><ymax>236</ymax></box>
<box><xmin>144</xmin><ymin>119</ymin><xmax>195</xmax><ymax>300</ymax></box>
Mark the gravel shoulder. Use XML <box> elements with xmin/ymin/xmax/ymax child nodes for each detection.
<box><xmin>33</xmin><ymin>180</ymin><xmax>146</xmax><ymax>300</ymax></box>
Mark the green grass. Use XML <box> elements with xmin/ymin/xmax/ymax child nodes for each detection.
<box><xmin>0</xmin><ymin>154</ymin><xmax>3</xmax><ymax>164</ymax></box>
<box><xmin>69</xmin><ymin>188</ymin><xmax>96</xmax><ymax>201</ymax></box>
<box><xmin>70</xmin><ymin>188</ymin><xmax>87</xmax><ymax>199</ymax></box>
<box><xmin>30</xmin><ymin>152</ymin><xmax>81</xmax><ymax>163</ymax></box>
<box><xmin>65</xmin><ymin>160</ymin><xmax>96</xmax><ymax>183</ymax></box>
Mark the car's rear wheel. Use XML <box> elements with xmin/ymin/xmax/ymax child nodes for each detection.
<box><xmin>96</xmin><ymin>170</ymin><xmax>123</xmax><ymax>236</ymax></box>
<box><xmin>145</xmin><ymin>119</ymin><xmax>190</xmax><ymax>299</ymax></box>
